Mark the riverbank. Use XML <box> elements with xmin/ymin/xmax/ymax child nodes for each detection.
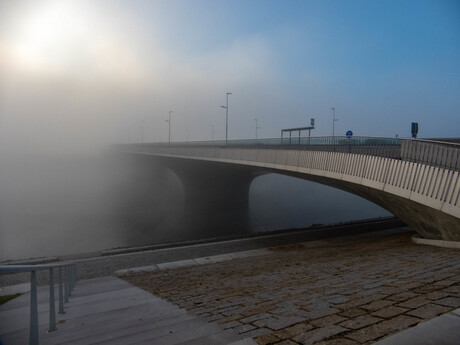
<box><xmin>1</xmin><ymin>217</ymin><xmax>404</xmax><ymax>287</ymax></box>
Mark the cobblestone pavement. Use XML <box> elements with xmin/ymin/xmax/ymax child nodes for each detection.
<box><xmin>124</xmin><ymin>232</ymin><xmax>460</xmax><ymax>345</ymax></box>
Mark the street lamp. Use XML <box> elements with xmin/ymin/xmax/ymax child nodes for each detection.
<box><xmin>254</xmin><ymin>118</ymin><xmax>260</xmax><ymax>140</ymax></box>
<box><xmin>165</xmin><ymin>111</ymin><xmax>172</xmax><ymax>143</ymax></box>
<box><xmin>220</xmin><ymin>92</ymin><xmax>232</xmax><ymax>143</ymax></box>
<box><xmin>331</xmin><ymin>107</ymin><xmax>338</xmax><ymax>137</ymax></box>
<box><xmin>140</xmin><ymin>120</ymin><xmax>144</xmax><ymax>143</ymax></box>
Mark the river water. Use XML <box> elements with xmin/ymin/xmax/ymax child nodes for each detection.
<box><xmin>0</xmin><ymin>152</ymin><xmax>390</xmax><ymax>261</ymax></box>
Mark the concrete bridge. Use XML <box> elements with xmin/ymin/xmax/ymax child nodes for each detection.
<box><xmin>117</xmin><ymin>136</ymin><xmax>460</xmax><ymax>242</ymax></box>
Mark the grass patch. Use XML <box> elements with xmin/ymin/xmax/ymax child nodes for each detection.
<box><xmin>0</xmin><ymin>293</ymin><xmax>21</xmax><ymax>305</ymax></box>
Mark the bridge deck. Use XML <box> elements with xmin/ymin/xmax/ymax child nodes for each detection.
<box><xmin>0</xmin><ymin>276</ymin><xmax>253</xmax><ymax>345</ymax></box>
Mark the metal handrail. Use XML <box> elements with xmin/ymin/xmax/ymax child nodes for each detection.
<box><xmin>115</xmin><ymin>136</ymin><xmax>460</xmax><ymax>172</ymax></box>
<box><xmin>117</xmin><ymin>135</ymin><xmax>460</xmax><ymax>148</ymax></box>
<box><xmin>0</xmin><ymin>263</ymin><xmax>77</xmax><ymax>345</ymax></box>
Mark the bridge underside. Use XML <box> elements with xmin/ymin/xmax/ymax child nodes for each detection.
<box><xmin>122</xmin><ymin>151</ymin><xmax>460</xmax><ymax>242</ymax></box>
<box><xmin>281</xmin><ymin>171</ymin><xmax>460</xmax><ymax>241</ymax></box>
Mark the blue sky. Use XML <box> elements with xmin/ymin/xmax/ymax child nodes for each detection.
<box><xmin>0</xmin><ymin>0</ymin><xmax>459</xmax><ymax>149</ymax></box>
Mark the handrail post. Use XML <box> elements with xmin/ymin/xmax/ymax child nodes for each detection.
<box><xmin>67</xmin><ymin>266</ymin><xmax>72</xmax><ymax>297</ymax></box>
<box><xmin>58</xmin><ymin>266</ymin><xmax>64</xmax><ymax>314</ymax></box>
<box><xmin>30</xmin><ymin>270</ymin><xmax>39</xmax><ymax>345</ymax></box>
<box><xmin>48</xmin><ymin>268</ymin><xmax>57</xmax><ymax>332</ymax></box>
<box><xmin>73</xmin><ymin>265</ymin><xmax>77</xmax><ymax>289</ymax></box>
<box><xmin>71</xmin><ymin>265</ymin><xmax>76</xmax><ymax>290</ymax></box>
<box><xmin>64</xmin><ymin>266</ymin><xmax>69</xmax><ymax>303</ymax></box>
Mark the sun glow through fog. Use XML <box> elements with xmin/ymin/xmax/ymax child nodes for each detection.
<box><xmin>3</xmin><ymin>0</ymin><xmax>146</xmax><ymax>83</ymax></box>
<box><xmin>5</xmin><ymin>1</ymin><xmax>88</xmax><ymax>73</ymax></box>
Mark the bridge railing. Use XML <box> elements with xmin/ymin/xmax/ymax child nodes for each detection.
<box><xmin>126</xmin><ymin>136</ymin><xmax>403</xmax><ymax>159</ymax></box>
<box><xmin>401</xmin><ymin>139</ymin><xmax>460</xmax><ymax>171</ymax></box>
<box><xmin>119</xmin><ymin>136</ymin><xmax>460</xmax><ymax>172</ymax></box>
<box><xmin>0</xmin><ymin>263</ymin><xmax>77</xmax><ymax>345</ymax></box>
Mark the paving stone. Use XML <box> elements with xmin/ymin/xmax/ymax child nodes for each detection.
<box><xmin>300</xmin><ymin>307</ymin><xmax>340</xmax><ymax>321</ymax></box>
<box><xmin>406</xmin><ymin>303</ymin><xmax>452</xmax><ymax>319</ymax></box>
<box><xmin>272</xmin><ymin>322</ymin><xmax>314</xmax><ymax>339</ymax></box>
<box><xmin>371</xmin><ymin>306</ymin><xmax>408</xmax><ymax>318</ymax></box>
<box><xmin>207</xmin><ymin>313</ymin><xmax>225</xmax><ymax>322</ymax></box>
<box><xmin>412</xmin><ymin>284</ymin><xmax>444</xmax><ymax>294</ymax></box>
<box><xmin>397</xmin><ymin>296</ymin><xmax>430</xmax><ymax>309</ymax></box>
<box><xmin>328</xmin><ymin>296</ymin><xmax>349</xmax><ymax>304</ymax></box>
<box><xmin>361</xmin><ymin>299</ymin><xmax>394</xmax><ymax>311</ymax></box>
<box><xmin>339</xmin><ymin>314</ymin><xmax>382</xmax><ymax>330</ymax></box>
<box><xmin>293</xmin><ymin>325</ymin><xmax>347</xmax><ymax>345</ymax></box>
<box><xmin>274</xmin><ymin>340</ymin><xmax>298</xmax><ymax>345</ymax></box>
<box><xmin>233</xmin><ymin>323</ymin><xmax>257</xmax><ymax>334</ymax></box>
<box><xmin>254</xmin><ymin>333</ymin><xmax>280</xmax><ymax>345</ymax></box>
<box><xmin>217</xmin><ymin>314</ymin><xmax>244</xmax><ymax>324</ymax></box>
<box><xmin>121</xmin><ymin>231</ymin><xmax>460</xmax><ymax>345</ymax></box>
<box><xmin>310</xmin><ymin>314</ymin><xmax>348</xmax><ymax>327</ymax></box>
<box><xmin>443</xmin><ymin>285</ymin><xmax>460</xmax><ymax>296</ymax></box>
<box><xmin>346</xmin><ymin>315</ymin><xmax>420</xmax><ymax>343</ymax></box>
<box><xmin>316</xmin><ymin>339</ymin><xmax>359</xmax><ymax>345</ymax></box>
<box><xmin>434</xmin><ymin>297</ymin><xmax>460</xmax><ymax>307</ymax></box>
<box><xmin>222</xmin><ymin>320</ymin><xmax>242</xmax><ymax>329</ymax></box>
<box><xmin>253</xmin><ymin>316</ymin><xmax>305</xmax><ymax>331</ymax></box>
<box><xmin>336</xmin><ymin>294</ymin><xmax>386</xmax><ymax>309</ymax></box>
<box><xmin>424</xmin><ymin>290</ymin><xmax>451</xmax><ymax>301</ymax></box>
<box><xmin>386</xmin><ymin>291</ymin><xmax>419</xmax><ymax>302</ymax></box>
<box><xmin>434</xmin><ymin>279</ymin><xmax>458</xmax><ymax>287</ymax></box>
<box><xmin>239</xmin><ymin>327</ymin><xmax>272</xmax><ymax>338</ymax></box>
<box><xmin>338</xmin><ymin>307</ymin><xmax>367</xmax><ymax>318</ymax></box>
<box><xmin>240</xmin><ymin>313</ymin><xmax>271</xmax><ymax>324</ymax></box>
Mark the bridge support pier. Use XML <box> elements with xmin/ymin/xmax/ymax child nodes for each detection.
<box><xmin>160</xmin><ymin>157</ymin><xmax>261</xmax><ymax>238</ymax></box>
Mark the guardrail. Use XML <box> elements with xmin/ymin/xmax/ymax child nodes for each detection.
<box><xmin>401</xmin><ymin>139</ymin><xmax>460</xmax><ymax>171</ymax></box>
<box><xmin>117</xmin><ymin>136</ymin><xmax>460</xmax><ymax>172</ymax></box>
<box><xmin>0</xmin><ymin>263</ymin><xmax>77</xmax><ymax>345</ymax></box>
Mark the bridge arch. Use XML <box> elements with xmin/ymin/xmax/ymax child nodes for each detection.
<box><xmin>119</xmin><ymin>137</ymin><xmax>460</xmax><ymax>241</ymax></box>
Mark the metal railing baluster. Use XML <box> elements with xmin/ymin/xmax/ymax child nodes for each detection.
<box><xmin>0</xmin><ymin>263</ymin><xmax>77</xmax><ymax>345</ymax></box>
<box><xmin>48</xmin><ymin>268</ymin><xmax>56</xmax><ymax>332</ymax></box>
<box><xmin>59</xmin><ymin>266</ymin><xmax>64</xmax><ymax>314</ymax></box>
<box><xmin>30</xmin><ymin>270</ymin><xmax>39</xmax><ymax>345</ymax></box>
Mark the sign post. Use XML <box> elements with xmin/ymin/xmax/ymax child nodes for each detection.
<box><xmin>346</xmin><ymin>130</ymin><xmax>353</xmax><ymax>153</ymax></box>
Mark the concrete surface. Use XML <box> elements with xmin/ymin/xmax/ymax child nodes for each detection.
<box><xmin>412</xmin><ymin>234</ymin><xmax>460</xmax><ymax>249</ymax></box>
<box><xmin>0</xmin><ymin>276</ymin><xmax>256</xmax><ymax>345</ymax></box>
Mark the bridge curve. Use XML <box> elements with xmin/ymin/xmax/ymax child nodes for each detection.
<box><xmin>118</xmin><ymin>137</ymin><xmax>460</xmax><ymax>242</ymax></box>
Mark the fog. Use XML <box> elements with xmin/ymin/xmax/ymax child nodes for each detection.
<box><xmin>0</xmin><ymin>0</ymin><xmax>457</xmax><ymax>260</ymax></box>
<box><xmin>0</xmin><ymin>151</ymin><xmax>390</xmax><ymax>261</ymax></box>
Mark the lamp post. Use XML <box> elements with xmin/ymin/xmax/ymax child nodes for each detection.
<box><xmin>140</xmin><ymin>120</ymin><xmax>144</xmax><ymax>143</ymax></box>
<box><xmin>254</xmin><ymin>118</ymin><xmax>260</xmax><ymax>140</ymax></box>
<box><xmin>220</xmin><ymin>92</ymin><xmax>232</xmax><ymax>143</ymax></box>
<box><xmin>331</xmin><ymin>107</ymin><xmax>338</xmax><ymax>137</ymax></box>
<box><xmin>165</xmin><ymin>111</ymin><xmax>172</xmax><ymax>143</ymax></box>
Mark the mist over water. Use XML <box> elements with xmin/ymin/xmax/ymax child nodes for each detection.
<box><xmin>0</xmin><ymin>151</ymin><xmax>389</xmax><ymax>261</ymax></box>
<box><xmin>5</xmin><ymin>0</ymin><xmax>452</xmax><ymax>262</ymax></box>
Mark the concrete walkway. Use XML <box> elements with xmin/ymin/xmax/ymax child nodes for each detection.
<box><xmin>0</xmin><ymin>276</ymin><xmax>256</xmax><ymax>345</ymax></box>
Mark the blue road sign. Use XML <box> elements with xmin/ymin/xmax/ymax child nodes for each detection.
<box><xmin>346</xmin><ymin>130</ymin><xmax>353</xmax><ymax>138</ymax></box>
